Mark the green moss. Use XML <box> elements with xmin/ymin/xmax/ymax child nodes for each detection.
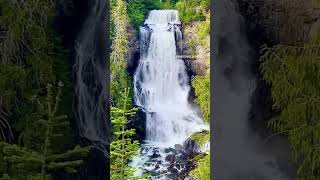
<box><xmin>191</xmin><ymin>130</ymin><xmax>210</xmax><ymax>146</ymax></box>
<box><xmin>190</xmin><ymin>154</ymin><xmax>210</xmax><ymax>180</ymax></box>
<box><xmin>192</xmin><ymin>73</ymin><xmax>210</xmax><ymax>124</ymax></box>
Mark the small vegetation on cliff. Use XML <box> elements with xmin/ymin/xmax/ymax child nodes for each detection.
<box><xmin>192</xmin><ymin>74</ymin><xmax>210</xmax><ymax>124</ymax></box>
<box><xmin>176</xmin><ymin>0</ymin><xmax>209</xmax><ymax>23</ymax></box>
<box><xmin>191</xmin><ymin>130</ymin><xmax>210</xmax><ymax>146</ymax></box>
<box><xmin>190</xmin><ymin>154</ymin><xmax>210</xmax><ymax>180</ymax></box>
<box><xmin>260</xmin><ymin>44</ymin><xmax>320</xmax><ymax>180</ymax></box>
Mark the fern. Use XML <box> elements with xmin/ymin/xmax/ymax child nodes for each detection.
<box><xmin>260</xmin><ymin>44</ymin><xmax>320</xmax><ymax>180</ymax></box>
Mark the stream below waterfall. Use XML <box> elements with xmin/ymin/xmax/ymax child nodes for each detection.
<box><xmin>130</xmin><ymin>10</ymin><xmax>208</xmax><ymax>179</ymax></box>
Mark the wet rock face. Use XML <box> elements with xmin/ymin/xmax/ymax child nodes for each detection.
<box><xmin>128</xmin><ymin>108</ymin><xmax>146</xmax><ymax>142</ymax></box>
<box><xmin>127</xmin><ymin>25</ymin><xmax>140</xmax><ymax>76</ymax></box>
<box><xmin>181</xmin><ymin>23</ymin><xmax>210</xmax><ymax>76</ymax></box>
<box><xmin>136</xmin><ymin>145</ymin><xmax>198</xmax><ymax>180</ymax></box>
<box><xmin>237</xmin><ymin>0</ymin><xmax>320</xmax><ymax>45</ymax></box>
<box><xmin>183</xmin><ymin>138</ymin><xmax>202</xmax><ymax>157</ymax></box>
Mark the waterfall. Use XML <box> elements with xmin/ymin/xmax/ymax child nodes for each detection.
<box><xmin>213</xmin><ymin>1</ymin><xmax>295</xmax><ymax>179</ymax></box>
<box><xmin>131</xmin><ymin>10</ymin><xmax>207</xmax><ymax>179</ymax></box>
<box><xmin>134</xmin><ymin>10</ymin><xmax>206</xmax><ymax>147</ymax></box>
<box><xmin>74</xmin><ymin>0</ymin><xmax>108</xmax><ymax>150</ymax></box>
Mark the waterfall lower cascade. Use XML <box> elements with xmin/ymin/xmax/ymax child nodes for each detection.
<box><xmin>131</xmin><ymin>10</ymin><xmax>208</xmax><ymax>179</ymax></box>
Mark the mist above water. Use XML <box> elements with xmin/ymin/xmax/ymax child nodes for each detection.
<box><xmin>213</xmin><ymin>0</ymin><xmax>296</xmax><ymax>180</ymax></box>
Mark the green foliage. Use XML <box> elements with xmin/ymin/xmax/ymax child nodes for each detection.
<box><xmin>260</xmin><ymin>45</ymin><xmax>320</xmax><ymax>180</ymax></box>
<box><xmin>127</xmin><ymin>0</ymin><xmax>161</xmax><ymax>29</ymax></box>
<box><xmin>110</xmin><ymin>0</ymin><xmax>133</xmax><ymax>106</ymax></box>
<box><xmin>110</xmin><ymin>88</ymin><xmax>141</xmax><ymax>180</ymax></box>
<box><xmin>0</xmin><ymin>0</ymin><xmax>87</xmax><ymax>179</ymax></box>
<box><xmin>0</xmin><ymin>83</ymin><xmax>91</xmax><ymax>179</ymax></box>
<box><xmin>191</xmin><ymin>130</ymin><xmax>210</xmax><ymax>147</ymax></box>
<box><xmin>190</xmin><ymin>154</ymin><xmax>210</xmax><ymax>180</ymax></box>
<box><xmin>188</xmin><ymin>39</ymin><xmax>197</xmax><ymax>56</ymax></box>
<box><xmin>0</xmin><ymin>0</ymin><xmax>73</xmax><ymax>147</ymax></box>
<box><xmin>110</xmin><ymin>1</ymin><xmax>145</xmax><ymax>179</ymax></box>
<box><xmin>192</xmin><ymin>73</ymin><xmax>210</xmax><ymax>124</ymax></box>
<box><xmin>159</xmin><ymin>0</ymin><xmax>177</xmax><ymax>9</ymax></box>
<box><xmin>126</xmin><ymin>0</ymin><xmax>179</xmax><ymax>29</ymax></box>
<box><xmin>176</xmin><ymin>0</ymin><xmax>209</xmax><ymax>23</ymax></box>
<box><xmin>196</xmin><ymin>13</ymin><xmax>210</xmax><ymax>46</ymax></box>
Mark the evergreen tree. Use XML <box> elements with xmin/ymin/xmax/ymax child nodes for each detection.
<box><xmin>110</xmin><ymin>1</ymin><xmax>144</xmax><ymax>179</ymax></box>
<box><xmin>260</xmin><ymin>45</ymin><xmax>320</xmax><ymax>180</ymax></box>
<box><xmin>0</xmin><ymin>83</ymin><xmax>91</xmax><ymax>180</ymax></box>
<box><xmin>110</xmin><ymin>88</ymin><xmax>140</xmax><ymax>180</ymax></box>
<box><xmin>0</xmin><ymin>0</ymin><xmax>72</xmax><ymax>148</ymax></box>
<box><xmin>110</xmin><ymin>0</ymin><xmax>132</xmax><ymax>106</ymax></box>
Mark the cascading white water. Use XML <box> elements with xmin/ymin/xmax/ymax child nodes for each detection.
<box><xmin>134</xmin><ymin>10</ymin><xmax>206</xmax><ymax>147</ymax></box>
<box><xmin>131</xmin><ymin>10</ymin><xmax>208</xmax><ymax>179</ymax></box>
<box><xmin>74</xmin><ymin>0</ymin><xmax>108</xmax><ymax>152</ymax></box>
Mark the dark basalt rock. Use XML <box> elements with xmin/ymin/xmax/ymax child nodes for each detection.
<box><xmin>183</xmin><ymin>138</ymin><xmax>201</xmax><ymax>157</ymax></box>
<box><xmin>127</xmin><ymin>25</ymin><xmax>141</xmax><ymax>76</ymax></box>
<box><xmin>136</xmin><ymin>141</ymin><xmax>202</xmax><ymax>180</ymax></box>
<box><xmin>165</xmin><ymin>154</ymin><xmax>176</xmax><ymax>163</ymax></box>
<box><xmin>237</xmin><ymin>0</ymin><xmax>320</xmax><ymax>45</ymax></box>
<box><xmin>128</xmin><ymin>108</ymin><xmax>146</xmax><ymax>142</ymax></box>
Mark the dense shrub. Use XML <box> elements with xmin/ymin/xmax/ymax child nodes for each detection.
<box><xmin>176</xmin><ymin>0</ymin><xmax>209</xmax><ymax>23</ymax></box>
<box><xmin>127</xmin><ymin>0</ymin><xmax>161</xmax><ymax>28</ymax></box>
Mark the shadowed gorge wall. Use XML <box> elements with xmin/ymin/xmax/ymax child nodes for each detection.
<box><xmin>213</xmin><ymin>0</ymin><xmax>296</xmax><ymax>179</ymax></box>
<box><xmin>55</xmin><ymin>0</ymin><xmax>109</xmax><ymax>179</ymax></box>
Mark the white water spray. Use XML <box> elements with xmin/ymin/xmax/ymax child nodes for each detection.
<box><xmin>131</xmin><ymin>10</ymin><xmax>208</xmax><ymax>178</ymax></box>
<box><xmin>134</xmin><ymin>10</ymin><xmax>206</xmax><ymax>147</ymax></box>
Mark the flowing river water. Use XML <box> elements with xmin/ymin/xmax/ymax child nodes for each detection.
<box><xmin>130</xmin><ymin>10</ymin><xmax>208</xmax><ymax>179</ymax></box>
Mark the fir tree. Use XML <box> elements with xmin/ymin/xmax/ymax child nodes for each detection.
<box><xmin>0</xmin><ymin>83</ymin><xmax>91</xmax><ymax>180</ymax></box>
<box><xmin>110</xmin><ymin>88</ymin><xmax>140</xmax><ymax>180</ymax></box>
<box><xmin>110</xmin><ymin>0</ymin><xmax>132</xmax><ymax>106</ymax></box>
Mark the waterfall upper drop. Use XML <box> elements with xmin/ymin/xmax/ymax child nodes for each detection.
<box><xmin>133</xmin><ymin>10</ymin><xmax>207</xmax><ymax>147</ymax></box>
